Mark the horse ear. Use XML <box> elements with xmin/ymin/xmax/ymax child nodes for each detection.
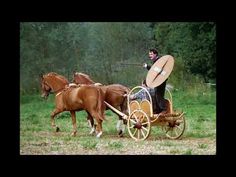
<box><xmin>39</xmin><ymin>73</ymin><xmax>44</xmax><ymax>79</ymax></box>
<box><xmin>73</xmin><ymin>70</ymin><xmax>77</xmax><ymax>76</ymax></box>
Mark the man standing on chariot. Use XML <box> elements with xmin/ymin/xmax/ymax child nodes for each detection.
<box><xmin>142</xmin><ymin>48</ymin><xmax>168</xmax><ymax>114</ymax></box>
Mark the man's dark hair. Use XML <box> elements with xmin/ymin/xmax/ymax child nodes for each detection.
<box><xmin>142</xmin><ymin>79</ymin><xmax>147</xmax><ymax>86</ymax></box>
<box><xmin>149</xmin><ymin>48</ymin><xmax>158</xmax><ymax>55</ymax></box>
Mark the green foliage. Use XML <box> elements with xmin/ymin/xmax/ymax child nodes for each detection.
<box><xmin>20</xmin><ymin>22</ymin><xmax>216</xmax><ymax>93</ymax></box>
<box><xmin>153</xmin><ymin>22</ymin><xmax>216</xmax><ymax>82</ymax></box>
<box><xmin>20</xmin><ymin>22</ymin><xmax>85</xmax><ymax>93</ymax></box>
<box><xmin>20</xmin><ymin>22</ymin><xmax>154</xmax><ymax>92</ymax></box>
<box><xmin>77</xmin><ymin>22</ymin><xmax>154</xmax><ymax>85</ymax></box>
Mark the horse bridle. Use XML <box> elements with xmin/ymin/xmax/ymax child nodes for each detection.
<box><xmin>41</xmin><ymin>80</ymin><xmax>52</xmax><ymax>94</ymax></box>
<box><xmin>43</xmin><ymin>79</ymin><xmax>70</xmax><ymax>95</ymax></box>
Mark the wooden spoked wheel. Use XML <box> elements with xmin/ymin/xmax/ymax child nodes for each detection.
<box><xmin>127</xmin><ymin>110</ymin><xmax>151</xmax><ymax>141</ymax></box>
<box><xmin>162</xmin><ymin>114</ymin><xmax>186</xmax><ymax>139</ymax></box>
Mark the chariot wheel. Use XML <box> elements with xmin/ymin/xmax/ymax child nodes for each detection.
<box><xmin>127</xmin><ymin>109</ymin><xmax>151</xmax><ymax>141</ymax></box>
<box><xmin>162</xmin><ymin>114</ymin><xmax>186</xmax><ymax>139</ymax></box>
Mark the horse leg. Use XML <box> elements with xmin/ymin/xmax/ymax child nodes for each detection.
<box><xmin>87</xmin><ymin>114</ymin><xmax>93</xmax><ymax>128</ymax></box>
<box><xmin>95</xmin><ymin>119</ymin><xmax>103</xmax><ymax>138</ymax></box>
<box><xmin>51</xmin><ymin>109</ymin><xmax>62</xmax><ymax>132</ymax></box>
<box><xmin>86</xmin><ymin>112</ymin><xmax>96</xmax><ymax>135</ymax></box>
<box><xmin>116</xmin><ymin>117</ymin><xmax>122</xmax><ymax>135</ymax></box>
<box><xmin>70</xmin><ymin>111</ymin><xmax>77</xmax><ymax>137</ymax></box>
<box><xmin>90</xmin><ymin>112</ymin><xmax>103</xmax><ymax>138</ymax></box>
<box><xmin>119</xmin><ymin>100</ymin><xmax>128</xmax><ymax>137</ymax></box>
<box><xmin>114</xmin><ymin>106</ymin><xmax>126</xmax><ymax>137</ymax></box>
<box><xmin>109</xmin><ymin>107</ymin><xmax>125</xmax><ymax>137</ymax></box>
<box><xmin>117</xmin><ymin>116</ymin><xmax>126</xmax><ymax>137</ymax></box>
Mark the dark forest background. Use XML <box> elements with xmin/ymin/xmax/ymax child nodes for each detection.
<box><xmin>20</xmin><ymin>22</ymin><xmax>216</xmax><ymax>93</ymax></box>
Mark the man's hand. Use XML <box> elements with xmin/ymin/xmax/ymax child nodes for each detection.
<box><xmin>143</xmin><ymin>63</ymin><xmax>148</xmax><ymax>68</ymax></box>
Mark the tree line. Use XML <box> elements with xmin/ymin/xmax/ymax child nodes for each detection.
<box><xmin>20</xmin><ymin>22</ymin><xmax>216</xmax><ymax>93</ymax></box>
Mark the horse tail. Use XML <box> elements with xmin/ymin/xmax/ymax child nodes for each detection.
<box><xmin>124</xmin><ymin>86</ymin><xmax>130</xmax><ymax>94</ymax></box>
<box><xmin>121</xmin><ymin>92</ymin><xmax>128</xmax><ymax>115</ymax></box>
<box><xmin>96</xmin><ymin>87</ymin><xmax>106</xmax><ymax>121</ymax></box>
<box><xmin>121</xmin><ymin>86</ymin><xmax>130</xmax><ymax>115</ymax></box>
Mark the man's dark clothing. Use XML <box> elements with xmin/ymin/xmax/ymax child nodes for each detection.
<box><xmin>146</xmin><ymin>56</ymin><xmax>167</xmax><ymax>114</ymax></box>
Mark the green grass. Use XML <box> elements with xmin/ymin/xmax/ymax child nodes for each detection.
<box><xmin>80</xmin><ymin>139</ymin><xmax>98</xmax><ymax>150</ymax></box>
<box><xmin>108</xmin><ymin>141</ymin><xmax>124</xmax><ymax>149</ymax></box>
<box><xmin>183</xmin><ymin>149</ymin><xmax>193</xmax><ymax>155</ymax></box>
<box><xmin>198</xmin><ymin>143</ymin><xmax>208</xmax><ymax>149</ymax></box>
<box><xmin>20</xmin><ymin>88</ymin><xmax>216</xmax><ymax>154</ymax></box>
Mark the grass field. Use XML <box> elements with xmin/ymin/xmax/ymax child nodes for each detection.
<box><xmin>20</xmin><ymin>88</ymin><xmax>216</xmax><ymax>155</ymax></box>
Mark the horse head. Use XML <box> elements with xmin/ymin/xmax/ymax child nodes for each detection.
<box><xmin>40</xmin><ymin>75</ymin><xmax>51</xmax><ymax>99</ymax></box>
<box><xmin>40</xmin><ymin>72</ymin><xmax>69</xmax><ymax>99</ymax></box>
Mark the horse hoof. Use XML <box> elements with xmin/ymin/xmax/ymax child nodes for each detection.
<box><xmin>118</xmin><ymin>134</ymin><xmax>124</xmax><ymax>138</ymax></box>
<box><xmin>89</xmin><ymin>128</ymin><xmax>96</xmax><ymax>135</ymax></box>
<box><xmin>118</xmin><ymin>130</ymin><xmax>123</xmax><ymax>136</ymax></box>
<box><xmin>56</xmin><ymin>127</ymin><xmax>60</xmax><ymax>132</ymax></box>
<box><xmin>96</xmin><ymin>132</ymin><xmax>102</xmax><ymax>138</ymax></box>
<box><xmin>89</xmin><ymin>131</ymin><xmax>95</xmax><ymax>135</ymax></box>
<box><xmin>70</xmin><ymin>132</ymin><xmax>77</xmax><ymax>137</ymax></box>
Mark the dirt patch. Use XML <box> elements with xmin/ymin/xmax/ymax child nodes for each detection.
<box><xmin>20</xmin><ymin>131</ymin><xmax>216</xmax><ymax>155</ymax></box>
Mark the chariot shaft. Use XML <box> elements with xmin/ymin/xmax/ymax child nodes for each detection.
<box><xmin>104</xmin><ymin>101</ymin><xmax>128</xmax><ymax>120</ymax></box>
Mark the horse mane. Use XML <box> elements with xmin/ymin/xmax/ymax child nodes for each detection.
<box><xmin>75</xmin><ymin>72</ymin><xmax>95</xmax><ymax>84</ymax></box>
<box><xmin>45</xmin><ymin>72</ymin><xmax>69</xmax><ymax>84</ymax></box>
<box><xmin>47</xmin><ymin>72</ymin><xmax>58</xmax><ymax>76</ymax></box>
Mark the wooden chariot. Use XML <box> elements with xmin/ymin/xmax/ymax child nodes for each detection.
<box><xmin>105</xmin><ymin>86</ymin><xmax>186</xmax><ymax>141</ymax></box>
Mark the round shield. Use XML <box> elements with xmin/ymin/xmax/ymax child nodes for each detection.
<box><xmin>146</xmin><ymin>55</ymin><xmax>174</xmax><ymax>88</ymax></box>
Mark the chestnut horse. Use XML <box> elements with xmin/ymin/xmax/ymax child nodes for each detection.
<box><xmin>72</xmin><ymin>72</ymin><xmax>129</xmax><ymax>136</ymax></box>
<box><xmin>40</xmin><ymin>72</ymin><xmax>105</xmax><ymax>138</ymax></box>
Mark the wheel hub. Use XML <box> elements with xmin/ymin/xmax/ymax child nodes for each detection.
<box><xmin>134</xmin><ymin>122</ymin><xmax>142</xmax><ymax>129</ymax></box>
